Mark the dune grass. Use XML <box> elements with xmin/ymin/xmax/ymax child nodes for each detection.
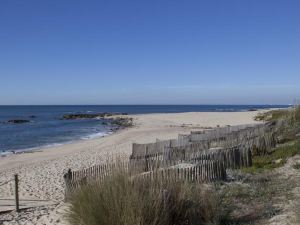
<box><xmin>242</xmin><ymin>140</ymin><xmax>300</xmax><ymax>173</ymax></box>
<box><xmin>255</xmin><ymin>110</ymin><xmax>287</xmax><ymax>122</ymax></box>
<box><xmin>65</xmin><ymin>169</ymin><xmax>227</xmax><ymax>225</ymax></box>
<box><xmin>218</xmin><ymin>173</ymin><xmax>282</xmax><ymax>223</ymax></box>
<box><xmin>255</xmin><ymin>107</ymin><xmax>300</xmax><ymax>144</ymax></box>
<box><xmin>246</xmin><ymin>106</ymin><xmax>300</xmax><ymax>173</ymax></box>
<box><xmin>255</xmin><ymin>106</ymin><xmax>300</xmax><ymax>123</ymax></box>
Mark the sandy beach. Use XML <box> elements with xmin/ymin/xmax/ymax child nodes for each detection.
<box><xmin>0</xmin><ymin>111</ymin><xmax>263</xmax><ymax>224</ymax></box>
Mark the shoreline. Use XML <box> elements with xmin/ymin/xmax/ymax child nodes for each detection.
<box><xmin>0</xmin><ymin>110</ymin><xmax>270</xmax><ymax>158</ymax></box>
<box><xmin>0</xmin><ymin>110</ymin><xmax>266</xmax><ymax>171</ymax></box>
<box><xmin>0</xmin><ymin>125</ymin><xmax>131</xmax><ymax>171</ymax></box>
<box><xmin>1</xmin><ymin>109</ymin><xmax>264</xmax><ymax>154</ymax></box>
<box><xmin>0</xmin><ymin>130</ymin><xmax>114</xmax><ymax>157</ymax></box>
<box><xmin>0</xmin><ymin>107</ymin><xmax>286</xmax><ymax>156</ymax></box>
<box><xmin>0</xmin><ymin>115</ymin><xmax>133</xmax><ymax>157</ymax></box>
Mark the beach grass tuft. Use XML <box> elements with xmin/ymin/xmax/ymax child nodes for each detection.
<box><xmin>242</xmin><ymin>140</ymin><xmax>300</xmax><ymax>173</ymax></box>
<box><xmin>255</xmin><ymin>106</ymin><xmax>300</xmax><ymax>124</ymax></box>
<box><xmin>65</xmin><ymin>167</ymin><xmax>226</xmax><ymax>225</ymax></box>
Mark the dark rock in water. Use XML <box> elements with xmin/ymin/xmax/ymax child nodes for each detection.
<box><xmin>62</xmin><ymin>114</ymin><xmax>102</xmax><ymax>119</ymax></box>
<box><xmin>247</xmin><ymin>108</ymin><xmax>258</xmax><ymax>111</ymax></box>
<box><xmin>29</xmin><ymin>115</ymin><xmax>36</xmax><ymax>118</ymax></box>
<box><xmin>110</xmin><ymin>117</ymin><xmax>133</xmax><ymax>128</ymax></box>
<box><xmin>62</xmin><ymin>112</ymin><xmax>125</xmax><ymax>120</ymax></box>
<box><xmin>7</xmin><ymin>119</ymin><xmax>30</xmax><ymax>124</ymax></box>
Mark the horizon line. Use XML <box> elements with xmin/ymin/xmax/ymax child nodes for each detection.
<box><xmin>0</xmin><ymin>104</ymin><xmax>290</xmax><ymax>106</ymax></box>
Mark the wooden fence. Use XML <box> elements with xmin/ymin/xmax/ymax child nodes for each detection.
<box><xmin>63</xmin><ymin>123</ymin><xmax>277</xmax><ymax>198</ymax></box>
<box><xmin>137</xmin><ymin>160</ymin><xmax>226</xmax><ymax>183</ymax></box>
<box><xmin>64</xmin><ymin>159</ymin><xmax>226</xmax><ymax>198</ymax></box>
<box><xmin>130</xmin><ymin>123</ymin><xmax>276</xmax><ymax>160</ymax></box>
<box><xmin>130</xmin><ymin>145</ymin><xmax>252</xmax><ymax>172</ymax></box>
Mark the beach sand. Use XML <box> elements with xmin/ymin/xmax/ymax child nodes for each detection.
<box><xmin>0</xmin><ymin>111</ymin><xmax>263</xmax><ymax>225</ymax></box>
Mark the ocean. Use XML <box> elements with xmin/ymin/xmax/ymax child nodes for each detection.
<box><xmin>0</xmin><ymin>105</ymin><xmax>287</xmax><ymax>153</ymax></box>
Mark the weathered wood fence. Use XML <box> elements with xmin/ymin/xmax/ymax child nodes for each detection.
<box><xmin>64</xmin><ymin>123</ymin><xmax>277</xmax><ymax>198</ymax></box>
<box><xmin>138</xmin><ymin>160</ymin><xmax>226</xmax><ymax>182</ymax></box>
<box><xmin>130</xmin><ymin>123</ymin><xmax>276</xmax><ymax>160</ymax></box>
<box><xmin>64</xmin><ymin>159</ymin><xmax>226</xmax><ymax>197</ymax></box>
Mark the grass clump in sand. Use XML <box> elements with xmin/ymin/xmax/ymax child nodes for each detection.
<box><xmin>255</xmin><ymin>106</ymin><xmax>300</xmax><ymax>124</ymax></box>
<box><xmin>217</xmin><ymin>173</ymin><xmax>286</xmax><ymax>223</ymax></box>
<box><xmin>242</xmin><ymin>140</ymin><xmax>300</xmax><ymax>173</ymax></box>
<box><xmin>245</xmin><ymin>105</ymin><xmax>300</xmax><ymax>173</ymax></box>
<box><xmin>65</xmin><ymin>168</ymin><xmax>226</xmax><ymax>225</ymax></box>
<box><xmin>255</xmin><ymin>106</ymin><xmax>300</xmax><ymax>143</ymax></box>
<box><xmin>255</xmin><ymin>110</ymin><xmax>288</xmax><ymax>122</ymax></box>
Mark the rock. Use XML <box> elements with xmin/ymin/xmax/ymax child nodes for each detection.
<box><xmin>61</xmin><ymin>112</ymin><xmax>133</xmax><ymax>128</ymax></box>
<box><xmin>62</xmin><ymin>112</ymin><xmax>123</xmax><ymax>120</ymax></box>
<box><xmin>7</xmin><ymin>119</ymin><xmax>30</xmax><ymax>124</ymax></box>
<box><xmin>110</xmin><ymin>117</ymin><xmax>133</xmax><ymax>128</ymax></box>
<box><xmin>29</xmin><ymin>115</ymin><xmax>36</xmax><ymax>118</ymax></box>
<box><xmin>62</xmin><ymin>114</ymin><xmax>100</xmax><ymax>119</ymax></box>
<box><xmin>248</xmin><ymin>108</ymin><xmax>258</xmax><ymax>111</ymax></box>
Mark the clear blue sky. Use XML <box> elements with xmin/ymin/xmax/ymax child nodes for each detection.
<box><xmin>0</xmin><ymin>0</ymin><xmax>299</xmax><ymax>105</ymax></box>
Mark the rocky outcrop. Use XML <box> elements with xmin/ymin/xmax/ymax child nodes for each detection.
<box><xmin>7</xmin><ymin>119</ymin><xmax>30</xmax><ymax>124</ymax></box>
<box><xmin>110</xmin><ymin>117</ymin><xmax>133</xmax><ymax>128</ymax></box>
<box><xmin>61</xmin><ymin>112</ymin><xmax>133</xmax><ymax>129</ymax></box>
<box><xmin>62</xmin><ymin>113</ymin><xmax>127</xmax><ymax>120</ymax></box>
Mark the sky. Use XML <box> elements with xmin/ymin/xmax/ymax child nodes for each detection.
<box><xmin>0</xmin><ymin>0</ymin><xmax>299</xmax><ymax>105</ymax></box>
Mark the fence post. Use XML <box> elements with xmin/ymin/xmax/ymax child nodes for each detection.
<box><xmin>14</xmin><ymin>174</ymin><xmax>19</xmax><ymax>212</ymax></box>
<box><xmin>64</xmin><ymin>169</ymin><xmax>72</xmax><ymax>200</ymax></box>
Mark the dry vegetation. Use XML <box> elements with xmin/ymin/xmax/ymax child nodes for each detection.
<box><xmin>65</xmin><ymin>168</ymin><xmax>227</xmax><ymax>225</ymax></box>
<box><xmin>216</xmin><ymin>173</ymin><xmax>283</xmax><ymax>224</ymax></box>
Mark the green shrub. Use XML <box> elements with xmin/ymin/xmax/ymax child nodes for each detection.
<box><xmin>254</xmin><ymin>106</ymin><xmax>300</xmax><ymax>124</ymax></box>
<box><xmin>295</xmin><ymin>107</ymin><xmax>300</xmax><ymax>122</ymax></box>
<box><xmin>254</xmin><ymin>110</ymin><xmax>288</xmax><ymax>121</ymax></box>
<box><xmin>242</xmin><ymin>140</ymin><xmax>300</xmax><ymax>173</ymax></box>
<box><xmin>65</xmin><ymin>169</ymin><xmax>225</xmax><ymax>225</ymax></box>
<box><xmin>255</xmin><ymin>106</ymin><xmax>300</xmax><ymax>145</ymax></box>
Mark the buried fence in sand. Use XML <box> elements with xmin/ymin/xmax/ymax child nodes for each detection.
<box><xmin>63</xmin><ymin>122</ymin><xmax>278</xmax><ymax>198</ymax></box>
